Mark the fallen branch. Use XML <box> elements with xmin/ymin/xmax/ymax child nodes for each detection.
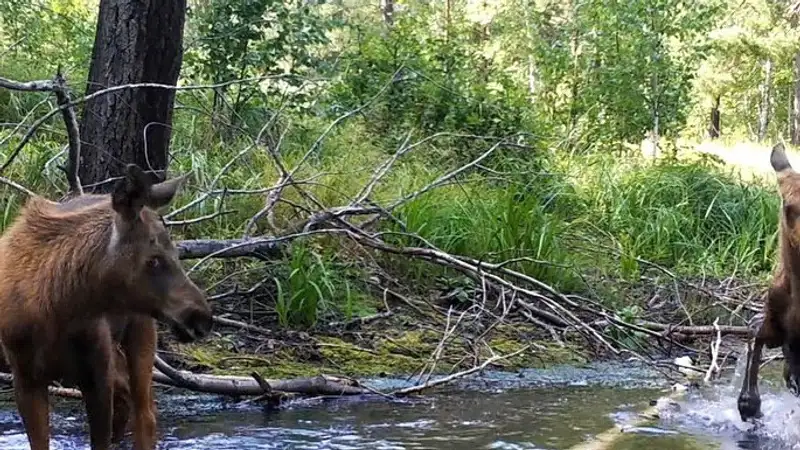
<box><xmin>152</xmin><ymin>356</ymin><xmax>367</xmax><ymax>397</ymax></box>
<box><xmin>176</xmin><ymin>238</ymin><xmax>284</xmax><ymax>260</ymax></box>
<box><xmin>0</xmin><ymin>76</ymin><xmax>57</xmax><ymax>92</ymax></box>
<box><xmin>636</xmin><ymin>321</ymin><xmax>750</xmax><ymax>337</ymax></box>
<box><xmin>213</xmin><ymin>315</ymin><xmax>272</xmax><ymax>335</ymax></box>
<box><xmin>327</xmin><ymin>311</ymin><xmax>393</xmax><ymax>329</ymax></box>
<box><xmin>0</xmin><ymin>373</ymin><xmax>82</xmax><ymax>399</ymax></box>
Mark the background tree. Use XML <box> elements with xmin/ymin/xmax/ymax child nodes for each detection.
<box><xmin>78</xmin><ymin>0</ymin><xmax>188</xmax><ymax>189</ymax></box>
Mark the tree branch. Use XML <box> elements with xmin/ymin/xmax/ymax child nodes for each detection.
<box><xmin>52</xmin><ymin>70</ymin><xmax>82</xmax><ymax>195</ymax></box>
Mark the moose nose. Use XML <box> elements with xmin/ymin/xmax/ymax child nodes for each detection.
<box><xmin>184</xmin><ymin>308</ymin><xmax>213</xmax><ymax>339</ymax></box>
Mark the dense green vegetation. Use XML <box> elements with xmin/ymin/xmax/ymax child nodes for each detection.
<box><xmin>0</xmin><ymin>0</ymin><xmax>794</xmax><ymax>340</ymax></box>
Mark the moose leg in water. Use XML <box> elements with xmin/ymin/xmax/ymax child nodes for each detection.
<box><xmin>124</xmin><ymin>316</ymin><xmax>159</xmax><ymax>450</ymax></box>
<box><xmin>73</xmin><ymin>322</ymin><xmax>115</xmax><ymax>450</ymax></box>
<box><xmin>2</xmin><ymin>337</ymin><xmax>51</xmax><ymax>450</ymax></box>
<box><xmin>738</xmin><ymin>337</ymin><xmax>765</xmax><ymax>421</ymax></box>
<box><xmin>738</xmin><ymin>281</ymin><xmax>790</xmax><ymax>421</ymax></box>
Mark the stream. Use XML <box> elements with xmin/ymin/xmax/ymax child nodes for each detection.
<box><xmin>0</xmin><ymin>359</ymin><xmax>799</xmax><ymax>449</ymax></box>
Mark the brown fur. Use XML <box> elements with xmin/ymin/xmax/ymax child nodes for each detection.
<box><xmin>0</xmin><ymin>165</ymin><xmax>212</xmax><ymax>450</ymax></box>
<box><xmin>738</xmin><ymin>143</ymin><xmax>800</xmax><ymax>421</ymax></box>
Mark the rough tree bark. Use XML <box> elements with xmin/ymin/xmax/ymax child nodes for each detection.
<box><xmin>78</xmin><ymin>0</ymin><xmax>187</xmax><ymax>191</ymax></box>
<box><xmin>708</xmin><ymin>95</ymin><xmax>720</xmax><ymax>139</ymax></box>
<box><xmin>757</xmin><ymin>57</ymin><xmax>773</xmax><ymax>143</ymax></box>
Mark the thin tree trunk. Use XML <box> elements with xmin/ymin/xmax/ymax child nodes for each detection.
<box><xmin>758</xmin><ymin>57</ymin><xmax>773</xmax><ymax>142</ymax></box>
<box><xmin>650</xmin><ymin>71</ymin><xmax>660</xmax><ymax>158</ymax></box>
<box><xmin>708</xmin><ymin>95</ymin><xmax>720</xmax><ymax>139</ymax></box>
<box><xmin>382</xmin><ymin>0</ymin><xmax>394</xmax><ymax>25</ymax></box>
<box><xmin>792</xmin><ymin>52</ymin><xmax>800</xmax><ymax>144</ymax></box>
<box><xmin>78</xmin><ymin>0</ymin><xmax>187</xmax><ymax>190</ymax></box>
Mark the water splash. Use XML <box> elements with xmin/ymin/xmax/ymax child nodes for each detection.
<box><xmin>656</xmin><ymin>346</ymin><xmax>800</xmax><ymax>449</ymax></box>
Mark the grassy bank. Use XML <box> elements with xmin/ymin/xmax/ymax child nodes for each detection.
<box><xmin>1</xmin><ymin>102</ymin><xmax>783</xmax><ymax>378</ymax></box>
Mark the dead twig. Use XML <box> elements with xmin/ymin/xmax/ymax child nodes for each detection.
<box><xmin>703</xmin><ymin>318</ymin><xmax>723</xmax><ymax>384</ymax></box>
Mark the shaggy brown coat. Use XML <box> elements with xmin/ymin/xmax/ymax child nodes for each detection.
<box><xmin>0</xmin><ymin>165</ymin><xmax>213</xmax><ymax>450</ymax></box>
<box><xmin>738</xmin><ymin>142</ymin><xmax>800</xmax><ymax>421</ymax></box>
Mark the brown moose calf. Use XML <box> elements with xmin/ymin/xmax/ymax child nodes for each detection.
<box><xmin>0</xmin><ymin>164</ymin><xmax>213</xmax><ymax>450</ymax></box>
<box><xmin>738</xmin><ymin>143</ymin><xmax>800</xmax><ymax>421</ymax></box>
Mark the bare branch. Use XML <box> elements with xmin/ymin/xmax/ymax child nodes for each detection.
<box><xmin>0</xmin><ymin>76</ymin><xmax>56</xmax><ymax>92</ymax></box>
<box><xmin>243</xmin><ymin>127</ymin><xmax>291</xmax><ymax>237</ymax></box>
<box><xmin>1</xmin><ymin>75</ymin><xmax>307</xmax><ymax>175</ymax></box>
<box><xmin>0</xmin><ymin>175</ymin><xmax>36</xmax><ymax>197</ymax></box>
<box><xmin>352</xmin><ymin>130</ymin><xmax>414</xmax><ymax>206</ymax></box>
<box><xmin>51</xmin><ymin>70</ymin><xmax>82</xmax><ymax>194</ymax></box>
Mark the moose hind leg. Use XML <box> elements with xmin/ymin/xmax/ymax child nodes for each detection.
<box><xmin>111</xmin><ymin>351</ymin><xmax>132</xmax><ymax>444</ymax></box>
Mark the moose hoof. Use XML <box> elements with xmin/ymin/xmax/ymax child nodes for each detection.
<box><xmin>737</xmin><ymin>393</ymin><xmax>763</xmax><ymax>422</ymax></box>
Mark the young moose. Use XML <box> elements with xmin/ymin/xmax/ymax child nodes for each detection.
<box><xmin>0</xmin><ymin>164</ymin><xmax>213</xmax><ymax>450</ymax></box>
<box><xmin>738</xmin><ymin>143</ymin><xmax>800</xmax><ymax>421</ymax></box>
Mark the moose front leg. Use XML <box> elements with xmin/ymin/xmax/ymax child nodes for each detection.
<box><xmin>3</xmin><ymin>342</ymin><xmax>51</xmax><ymax>450</ymax></box>
<box><xmin>124</xmin><ymin>316</ymin><xmax>158</xmax><ymax>450</ymax></box>
<box><xmin>13</xmin><ymin>378</ymin><xmax>50</xmax><ymax>450</ymax></box>
<box><xmin>738</xmin><ymin>337</ymin><xmax>765</xmax><ymax>421</ymax></box>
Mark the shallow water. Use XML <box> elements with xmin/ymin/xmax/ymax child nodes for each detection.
<box><xmin>0</xmin><ymin>360</ymin><xmax>799</xmax><ymax>449</ymax></box>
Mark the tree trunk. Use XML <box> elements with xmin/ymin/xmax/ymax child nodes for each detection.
<box><xmin>758</xmin><ymin>57</ymin><xmax>773</xmax><ymax>143</ymax></box>
<box><xmin>650</xmin><ymin>71</ymin><xmax>660</xmax><ymax>158</ymax></box>
<box><xmin>78</xmin><ymin>0</ymin><xmax>187</xmax><ymax>191</ymax></box>
<box><xmin>708</xmin><ymin>95</ymin><xmax>720</xmax><ymax>139</ymax></box>
<box><xmin>792</xmin><ymin>52</ymin><xmax>800</xmax><ymax>144</ymax></box>
<box><xmin>382</xmin><ymin>0</ymin><xmax>394</xmax><ymax>25</ymax></box>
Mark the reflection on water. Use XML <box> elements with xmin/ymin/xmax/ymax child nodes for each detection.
<box><xmin>0</xmin><ymin>360</ymin><xmax>799</xmax><ymax>449</ymax></box>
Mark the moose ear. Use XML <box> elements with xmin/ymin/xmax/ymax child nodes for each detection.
<box><xmin>771</xmin><ymin>142</ymin><xmax>793</xmax><ymax>174</ymax></box>
<box><xmin>112</xmin><ymin>164</ymin><xmax>152</xmax><ymax>221</ymax></box>
<box><xmin>147</xmin><ymin>172</ymin><xmax>189</xmax><ymax>210</ymax></box>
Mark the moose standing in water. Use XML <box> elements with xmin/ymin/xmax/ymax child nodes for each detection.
<box><xmin>0</xmin><ymin>164</ymin><xmax>213</xmax><ymax>450</ymax></box>
<box><xmin>739</xmin><ymin>143</ymin><xmax>800</xmax><ymax>421</ymax></box>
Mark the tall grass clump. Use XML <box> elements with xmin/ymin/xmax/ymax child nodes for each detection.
<box><xmin>569</xmin><ymin>153</ymin><xmax>780</xmax><ymax>279</ymax></box>
<box><xmin>388</xmin><ymin>171</ymin><xmax>581</xmax><ymax>292</ymax></box>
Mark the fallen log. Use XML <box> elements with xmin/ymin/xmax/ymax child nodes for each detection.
<box><xmin>152</xmin><ymin>356</ymin><xmax>367</xmax><ymax>396</ymax></box>
<box><xmin>176</xmin><ymin>238</ymin><xmax>284</xmax><ymax>260</ymax></box>
<box><xmin>0</xmin><ymin>369</ymin><xmax>368</xmax><ymax>400</ymax></box>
